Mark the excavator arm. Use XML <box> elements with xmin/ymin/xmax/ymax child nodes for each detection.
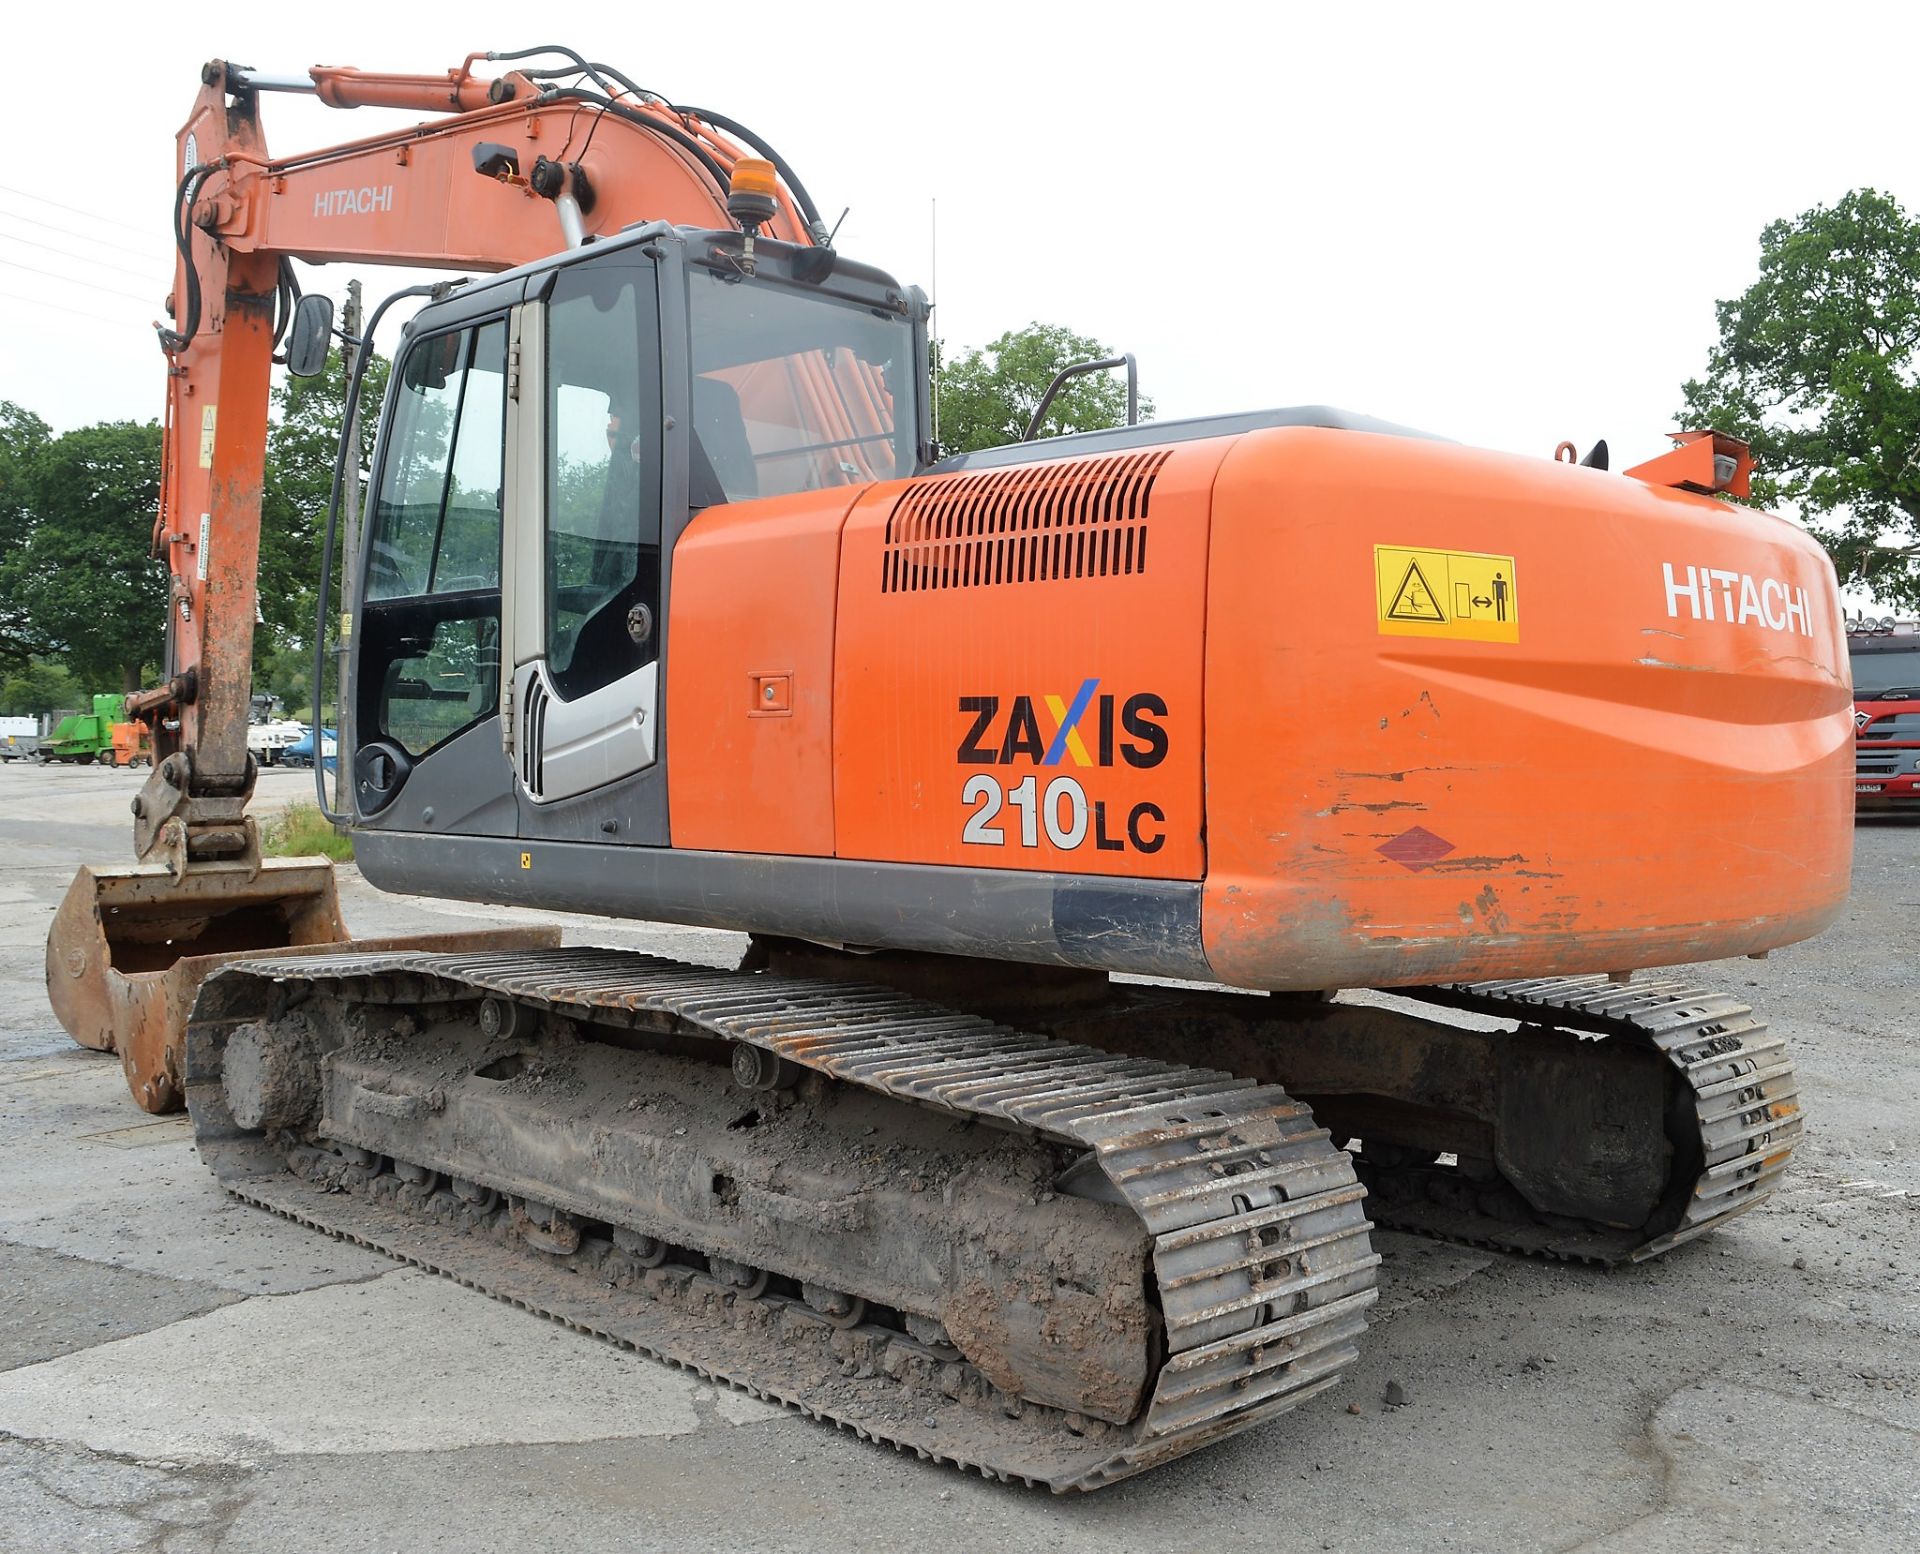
<box><xmin>50</xmin><ymin>51</ymin><xmax>828</xmax><ymax>1108</ymax></box>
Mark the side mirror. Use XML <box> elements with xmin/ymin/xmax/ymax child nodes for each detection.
<box><xmin>287</xmin><ymin>295</ymin><xmax>336</xmax><ymax>378</ymax></box>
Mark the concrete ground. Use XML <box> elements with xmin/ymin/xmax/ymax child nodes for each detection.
<box><xmin>1</xmin><ymin>758</ymin><xmax>1915</xmax><ymax>1553</ymax></box>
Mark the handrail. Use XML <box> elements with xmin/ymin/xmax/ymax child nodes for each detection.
<box><xmin>311</xmin><ymin>282</ymin><xmax>444</xmax><ymax>824</ymax></box>
<box><xmin>1023</xmin><ymin>354</ymin><xmax>1138</xmax><ymax>442</ymax></box>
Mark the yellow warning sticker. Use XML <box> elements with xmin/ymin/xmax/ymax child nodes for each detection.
<box><xmin>1374</xmin><ymin>545</ymin><xmax>1519</xmax><ymax>643</ymax></box>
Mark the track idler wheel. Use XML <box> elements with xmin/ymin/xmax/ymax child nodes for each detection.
<box><xmin>613</xmin><ymin>1228</ymin><xmax>667</xmax><ymax>1268</ymax></box>
<box><xmin>510</xmin><ymin>1197</ymin><xmax>582</xmax><ymax>1256</ymax></box>
<box><xmin>451</xmin><ymin>1177</ymin><xmax>499</xmax><ymax>1213</ymax></box>
<box><xmin>801</xmin><ymin>1283</ymin><xmax>867</xmax><ymax>1329</ymax></box>
<box><xmin>708</xmin><ymin>1256</ymin><xmax>770</xmax><ymax>1298</ymax></box>
<box><xmin>221</xmin><ymin>1012</ymin><xmax>323</xmax><ymax>1132</ymax></box>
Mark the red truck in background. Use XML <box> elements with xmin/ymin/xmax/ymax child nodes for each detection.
<box><xmin>1849</xmin><ymin>621</ymin><xmax>1920</xmax><ymax>813</ymax></box>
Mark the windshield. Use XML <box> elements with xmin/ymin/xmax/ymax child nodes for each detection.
<box><xmin>1849</xmin><ymin>643</ymin><xmax>1920</xmax><ymax>698</ymax></box>
<box><xmin>687</xmin><ymin>267</ymin><xmax>912</xmax><ymax>504</ymax></box>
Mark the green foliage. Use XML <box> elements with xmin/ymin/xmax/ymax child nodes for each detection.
<box><xmin>0</xmin><ymin>402</ymin><xmax>52</xmax><ymax>675</ymax></box>
<box><xmin>1679</xmin><ymin>189</ymin><xmax>1920</xmax><ymax>606</ymax></box>
<box><xmin>935</xmin><ymin>323</ymin><xmax>1152</xmax><ymax>455</ymax></box>
<box><xmin>0</xmin><ymin>658</ymin><xmax>77</xmax><ymax>717</ymax></box>
<box><xmin>3</xmin><ymin>418</ymin><xmax>165</xmax><ymax>690</ymax></box>
<box><xmin>261</xmin><ymin>800</ymin><xmax>353</xmax><ymax>862</ymax></box>
<box><xmin>254</xmin><ymin>636</ymin><xmax>316</xmax><ymax>721</ymax></box>
<box><xmin>0</xmin><ymin>315</ymin><xmax>386</xmax><ymax>701</ymax></box>
<box><xmin>553</xmin><ymin>453</ymin><xmax>611</xmax><ymax>539</ymax></box>
<box><xmin>262</xmin><ymin>349</ymin><xmax>390</xmax><ymax>647</ymax></box>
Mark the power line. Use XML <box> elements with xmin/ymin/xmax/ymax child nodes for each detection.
<box><xmin>0</xmin><ymin>205</ymin><xmax>161</xmax><ymax>263</ymax></box>
<box><xmin>0</xmin><ymin>230</ymin><xmax>155</xmax><ymax>281</ymax></box>
<box><xmin>0</xmin><ymin>254</ymin><xmax>154</xmax><ymax>305</ymax></box>
<box><xmin>0</xmin><ymin>289</ymin><xmax>145</xmax><ymax>329</ymax></box>
<box><xmin>0</xmin><ymin>182</ymin><xmax>152</xmax><ymax>237</ymax></box>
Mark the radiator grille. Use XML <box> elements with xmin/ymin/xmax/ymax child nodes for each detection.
<box><xmin>881</xmin><ymin>450</ymin><xmax>1169</xmax><ymax>593</ymax></box>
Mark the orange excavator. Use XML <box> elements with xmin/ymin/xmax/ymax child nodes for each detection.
<box><xmin>46</xmin><ymin>50</ymin><xmax>1852</xmax><ymax>1490</ymax></box>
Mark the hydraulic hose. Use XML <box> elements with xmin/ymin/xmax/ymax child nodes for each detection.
<box><xmin>539</xmin><ymin>87</ymin><xmax>733</xmax><ymax>198</ymax></box>
<box><xmin>487</xmin><ymin>43</ymin><xmax>620</xmax><ymax>99</ymax></box>
<box><xmin>159</xmin><ymin>165</ymin><xmax>213</xmax><ymax>353</ymax></box>
<box><xmin>484</xmin><ymin>48</ymin><xmax>816</xmax><ymax>231</ymax></box>
<box><xmin>671</xmin><ymin>104</ymin><xmax>827</xmax><ymax>239</ymax></box>
<box><xmin>272</xmin><ymin>259</ymin><xmax>302</xmax><ymax>352</ymax></box>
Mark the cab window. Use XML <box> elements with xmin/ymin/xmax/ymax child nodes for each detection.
<box><xmin>544</xmin><ymin>261</ymin><xmax>662</xmax><ymax>702</ymax></box>
<box><xmin>359</xmin><ymin>320</ymin><xmax>507</xmax><ymax>756</ymax></box>
<box><xmin>687</xmin><ymin>267</ymin><xmax>912</xmax><ymax>504</ymax></box>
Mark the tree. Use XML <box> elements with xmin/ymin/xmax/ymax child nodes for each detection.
<box><xmin>1679</xmin><ymin>189</ymin><xmax>1920</xmax><ymax>607</ymax></box>
<box><xmin>0</xmin><ymin>402</ymin><xmax>52</xmax><ymax>674</ymax></box>
<box><xmin>0</xmin><ymin>330</ymin><xmax>383</xmax><ymax>703</ymax></box>
<box><xmin>10</xmin><ymin>420</ymin><xmax>165</xmax><ymax>691</ymax></box>
<box><xmin>0</xmin><ymin>658</ymin><xmax>77</xmax><ymax>717</ymax></box>
<box><xmin>253</xmin><ymin>635</ymin><xmax>315</xmax><ymax>723</ymax></box>
<box><xmin>260</xmin><ymin>350</ymin><xmax>389</xmax><ymax>649</ymax></box>
<box><xmin>935</xmin><ymin>323</ymin><xmax>1153</xmax><ymax>456</ymax></box>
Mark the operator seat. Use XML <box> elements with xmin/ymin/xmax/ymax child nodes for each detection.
<box><xmin>690</xmin><ymin>376</ymin><xmax>758</xmax><ymax>507</ymax></box>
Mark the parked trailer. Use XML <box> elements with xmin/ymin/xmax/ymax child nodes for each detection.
<box><xmin>0</xmin><ymin>716</ymin><xmax>36</xmax><ymax>763</ymax></box>
<box><xmin>39</xmin><ymin>697</ymin><xmax>125</xmax><ymax>765</ymax></box>
<box><xmin>248</xmin><ymin>718</ymin><xmax>307</xmax><ymax>766</ymax></box>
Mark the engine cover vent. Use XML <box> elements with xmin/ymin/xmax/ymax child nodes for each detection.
<box><xmin>882</xmin><ymin>449</ymin><xmax>1170</xmax><ymax>593</ymax></box>
<box><xmin>520</xmin><ymin>674</ymin><xmax>549</xmax><ymax>799</ymax></box>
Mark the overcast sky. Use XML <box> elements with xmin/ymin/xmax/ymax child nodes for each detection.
<box><xmin>1</xmin><ymin>2</ymin><xmax>1913</xmax><ymax>590</ymax></box>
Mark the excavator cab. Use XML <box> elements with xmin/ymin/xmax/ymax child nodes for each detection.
<box><xmin>339</xmin><ymin>224</ymin><xmax>927</xmax><ymax>834</ymax></box>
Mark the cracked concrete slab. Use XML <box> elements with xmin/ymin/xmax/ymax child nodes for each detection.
<box><xmin>0</xmin><ymin>1268</ymin><xmax>789</xmax><ymax>1465</ymax></box>
<box><xmin>1571</xmin><ymin>1376</ymin><xmax>1920</xmax><ymax>1552</ymax></box>
<box><xmin>0</xmin><ymin>1059</ymin><xmax>392</xmax><ymax>1294</ymax></box>
<box><xmin>0</xmin><ymin>1437</ymin><xmax>245</xmax><ymax>1554</ymax></box>
<box><xmin>1369</xmin><ymin>1232</ymin><xmax>1493</xmax><ymax>1318</ymax></box>
<box><xmin>0</xmin><ymin>1242</ymin><xmax>240</xmax><ymax>1370</ymax></box>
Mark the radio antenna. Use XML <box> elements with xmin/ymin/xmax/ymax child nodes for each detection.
<box><xmin>930</xmin><ymin>195</ymin><xmax>940</xmax><ymax>451</ymax></box>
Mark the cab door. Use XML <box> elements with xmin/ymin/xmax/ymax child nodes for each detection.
<box><xmin>506</xmin><ymin>251</ymin><xmax>666</xmax><ymax>817</ymax></box>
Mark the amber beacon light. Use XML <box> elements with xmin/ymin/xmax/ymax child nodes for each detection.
<box><xmin>728</xmin><ymin>157</ymin><xmax>780</xmax><ymax>268</ymax></box>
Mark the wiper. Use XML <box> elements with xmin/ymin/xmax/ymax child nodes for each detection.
<box><xmin>1859</xmin><ymin>685</ymin><xmax>1920</xmax><ymax>700</ymax></box>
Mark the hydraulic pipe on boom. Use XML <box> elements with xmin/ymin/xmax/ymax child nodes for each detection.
<box><xmin>46</xmin><ymin>53</ymin><xmax>822</xmax><ymax>1111</ymax></box>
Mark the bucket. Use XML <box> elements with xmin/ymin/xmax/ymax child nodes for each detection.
<box><xmin>46</xmin><ymin>858</ymin><xmax>558</xmax><ymax>1112</ymax></box>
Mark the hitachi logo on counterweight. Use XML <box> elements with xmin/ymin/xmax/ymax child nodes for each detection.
<box><xmin>1662</xmin><ymin>563</ymin><xmax>1811</xmax><ymax>636</ymax></box>
<box><xmin>313</xmin><ymin>185</ymin><xmax>394</xmax><ymax>218</ymax></box>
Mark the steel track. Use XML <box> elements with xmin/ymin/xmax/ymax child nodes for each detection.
<box><xmin>184</xmin><ymin>947</ymin><xmax>1380</xmax><ymax>1491</ymax></box>
<box><xmin>1361</xmin><ymin>975</ymin><xmax>1803</xmax><ymax>1263</ymax></box>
